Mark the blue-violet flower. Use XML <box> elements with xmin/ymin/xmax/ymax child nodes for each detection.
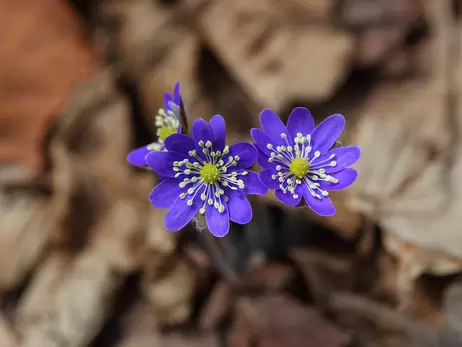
<box><xmin>147</xmin><ymin>115</ymin><xmax>268</xmax><ymax>237</ymax></box>
<box><xmin>127</xmin><ymin>82</ymin><xmax>182</xmax><ymax>167</ymax></box>
<box><xmin>252</xmin><ymin>107</ymin><xmax>360</xmax><ymax>216</ymax></box>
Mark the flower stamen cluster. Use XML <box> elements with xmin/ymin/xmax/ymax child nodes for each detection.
<box><xmin>253</xmin><ymin>107</ymin><xmax>360</xmax><ymax>216</ymax></box>
<box><xmin>146</xmin><ymin>115</ymin><xmax>267</xmax><ymax>237</ymax></box>
<box><xmin>266</xmin><ymin>132</ymin><xmax>339</xmax><ymax>201</ymax></box>
<box><xmin>128</xmin><ymin>84</ymin><xmax>361</xmax><ymax>235</ymax></box>
<box><xmin>148</xmin><ymin>106</ymin><xmax>181</xmax><ymax>151</ymax></box>
<box><xmin>127</xmin><ymin>83</ymin><xmax>182</xmax><ymax>167</ymax></box>
<box><xmin>170</xmin><ymin>142</ymin><xmax>248</xmax><ymax>215</ymax></box>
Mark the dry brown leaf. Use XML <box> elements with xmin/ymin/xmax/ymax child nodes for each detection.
<box><xmin>0</xmin><ymin>0</ymin><xmax>93</xmax><ymax>175</ymax></box>
<box><xmin>199</xmin><ymin>281</ymin><xmax>232</xmax><ymax>331</ymax></box>
<box><xmin>341</xmin><ymin>0</ymin><xmax>424</xmax><ymax>67</ymax></box>
<box><xmin>340</xmin><ymin>0</ymin><xmax>424</xmax><ymax>27</ymax></box>
<box><xmin>196</xmin><ymin>0</ymin><xmax>354</xmax><ymax>113</ymax></box>
<box><xmin>0</xmin><ymin>314</ymin><xmax>17</xmax><ymax>347</ymax></box>
<box><xmin>18</xmin><ymin>64</ymin><xmax>150</xmax><ymax>346</ymax></box>
<box><xmin>347</xmin><ymin>78</ymin><xmax>449</xmax><ymax>215</ymax></box>
<box><xmin>117</xmin><ymin>335</ymin><xmax>164</xmax><ymax>347</ymax></box>
<box><xmin>161</xmin><ymin>333</ymin><xmax>219</xmax><ymax>347</ymax></box>
<box><xmin>354</xmin><ymin>26</ymin><xmax>410</xmax><ymax>66</ymax></box>
<box><xmin>50</xmin><ymin>69</ymin><xmax>134</xmax><ymax>248</ymax></box>
<box><xmin>228</xmin><ymin>0</ymin><xmax>335</xmax><ymax>21</ymax></box>
<box><xmin>245</xmin><ymin>264</ymin><xmax>294</xmax><ymax>293</ymax></box>
<box><xmin>117</xmin><ymin>302</ymin><xmax>219</xmax><ymax>347</ymax></box>
<box><xmin>139</xmin><ymin>195</ymin><xmax>196</xmax><ymax>327</ymax></box>
<box><xmin>145</xmin><ymin>207</ymin><xmax>177</xmax><ymax>258</ymax></box>
<box><xmin>138</xmin><ymin>30</ymin><xmax>201</xmax><ymax>124</ymax></box>
<box><xmin>116</xmin><ymin>300</ymin><xmax>163</xmax><ymax>347</ymax></box>
<box><xmin>291</xmin><ymin>248</ymin><xmax>353</xmax><ymax>304</ymax></box>
<box><xmin>21</xmin><ymin>250</ymin><xmax>121</xmax><ymax>347</ymax></box>
<box><xmin>142</xmin><ymin>255</ymin><xmax>197</xmax><ymax>326</ymax></box>
<box><xmin>231</xmin><ymin>295</ymin><xmax>351</xmax><ymax>347</ymax></box>
<box><xmin>281</xmin><ymin>0</ymin><xmax>336</xmax><ymax>20</ymax></box>
<box><xmin>345</xmin><ymin>74</ymin><xmax>461</xmax><ymax>304</ymax></box>
<box><xmin>99</xmin><ymin>0</ymin><xmax>209</xmax><ymax>125</ymax></box>
<box><xmin>91</xmin><ymin>198</ymin><xmax>146</xmax><ymax>273</ymax></box>
<box><xmin>0</xmin><ymin>189</ymin><xmax>56</xmax><ymax>290</ymax></box>
<box><xmin>18</xmin><ymin>251</ymin><xmax>73</xmax><ymax>332</ymax></box>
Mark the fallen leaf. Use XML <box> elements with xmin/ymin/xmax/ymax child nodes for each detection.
<box><xmin>230</xmin><ymin>295</ymin><xmax>351</xmax><ymax>347</ymax></box>
<box><xmin>196</xmin><ymin>0</ymin><xmax>354</xmax><ymax>113</ymax></box>
<box><xmin>0</xmin><ymin>0</ymin><xmax>93</xmax><ymax>175</ymax></box>
<box><xmin>0</xmin><ymin>314</ymin><xmax>17</xmax><ymax>347</ymax></box>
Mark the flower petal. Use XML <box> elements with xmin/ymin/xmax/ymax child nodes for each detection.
<box><xmin>301</xmin><ymin>185</ymin><xmax>336</xmax><ymax>216</ymax></box>
<box><xmin>227</xmin><ymin>142</ymin><xmax>257</xmax><ymax>169</ymax></box>
<box><xmin>127</xmin><ymin>146</ymin><xmax>150</xmax><ymax>167</ymax></box>
<box><xmin>310</xmin><ymin>114</ymin><xmax>345</xmax><ymax>154</ymax></box>
<box><xmin>258</xmin><ymin>169</ymin><xmax>280</xmax><ymax>189</ymax></box>
<box><xmin>275</xmin><ymin>187</ymin><xmax>302</xmax><ymax>207</ymax></box>
<box><xmin>319</xmin><ymin>168</ymin><xmax>358</xmax><ymax>191</ymax></box>
<box><xmin>251</xmin><ymin>128</ymin><xmax>274</xmax><ymax>156</ymax></box>
<box><xmin>241</xmin><ymin>171</ymin><xmax>268</xmax><ymax>195</ymax></box>
<box><xmin>259</xmin><ymin>108</ymin><xmax>293</xmax><ymax>145</ymax></box>
<box><xmin>287</xmin><ymin>107</ymin><xmax>315</xmax><ymax>139</ymax></box>
<box><xmin>164</xmin><ymin>134</ymin><xmax>196</xmax><ymax>155</ymax></box>
<box><xmin>146</xmin><ymin>151</ymin><xmax>189</xmax><ymax>177</ymax></box>
<box><xmin>192</xmin><ymin>118</ymin><xmax>213</xmax><ymax>159</ymax></box>
<box><xmin>256</xmin><ymin>146</ymin><xmax>277</xmax><ymax>170</ymax></box>
<box><xmin>206</xmin><ymin>201</ymin><xmax>230</xmax><ymax>237</ymax></box>
<box><xmin>164</xmin><ymin>186</ymin><xmax>204</xmax><ymax>231</ymax></box>
<box><xmin>226</xmin><ymin>190</ymin><xmax>252</xmax><ymax>225</ymax></box>
<box><xmin>164</xmin><ymin>92</ymin><xmax>173</xmax><ymax>111</ymax></box>
<box><xmin>173</xmin><ymin>82</ymin><xmax>181</xmax><ymax>105</ymax></box>
<box><xmin>192</xmin><ymin>118</ymin><xmax>213</xmax><ymax>143</ymax></box>
<box><xmin>209</xmin><ymin>115</ymin><xmax>226</xmax><ymax>151</ymax></box>
<box><xmin>149</xmin><ymin>178</ymin><xmax>184</xmax><ymax>208</ymax></box>
<box><xmin>311</xmin><ymin>146</ymin><xmax>361</xmax><ymax>173</ymax></box>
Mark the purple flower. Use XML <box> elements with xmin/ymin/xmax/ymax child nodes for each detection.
<box><xmin>147</xmin><ymin>115</ymin><xmax>268</xmax><ymax>237</ymax></box>
<box><xmin>127</xmin><ymin>82</ymin><xmax>182</xmax><ymax>167</ymax></box>
<box><xmin>252</xmin><ymin>108</ymin><xmax>360</xmax><ymax>216</ymax></box>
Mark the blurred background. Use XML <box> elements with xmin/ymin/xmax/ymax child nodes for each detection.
<box><xmin>0</xmin><ymin>0</ymin><xmax>461</xmax><ymax>346</ymax></box>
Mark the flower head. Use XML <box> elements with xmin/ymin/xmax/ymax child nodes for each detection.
<box><xmin>252</xmin><ymin>108</ymin><xmax>360</xmax><ymax>216</ymax></box>
<box><xmin>147</xmin><ymin>115</ymin><xmax>268</xmax><ymax>237</ymax></box>
<box><xmin>127</xmin><ymin>82</ymin><xmax>182</xmax><ymax>167</ymax></box>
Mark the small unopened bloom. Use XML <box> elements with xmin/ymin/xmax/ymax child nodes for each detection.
<box><xmin>252</xmin><ymin>107</ymin><xmax>360</xmax><ymax>216</ymax></box>
<box><xmin>127</xmin><ymin>82</ymin><xmax>182</xmax><ymax>167</ymax></box>
<box><xmin>147</xmin><ymin>115</ymin><xmax>268</xmax><ymax>237</ymax></box>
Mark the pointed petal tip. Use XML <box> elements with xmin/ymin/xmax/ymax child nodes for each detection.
<box><xmin>311</xmin><ymin>114</ymin><xmax>346</xmax><ymax>153</ymax></box>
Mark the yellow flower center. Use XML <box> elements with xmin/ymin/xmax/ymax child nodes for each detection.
<box><xmin>158</xmin><ymin>127</ymin><xmax>177</xmax><ymax>141</ymax></box>
<box><xmin>200</xmin><ymin>163</ymin><xmax>220</xmax><ymax>184</ymax></box>
<box><xmin>289</xmin><ymin>157</ymin><xmax>310</xmax><ymax>178</ymax></box>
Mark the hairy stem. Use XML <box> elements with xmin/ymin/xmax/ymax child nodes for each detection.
<box><xmin>193</xmin><ymin>216</ymin><xmax>244</xmax><ymax>292</ymax></box>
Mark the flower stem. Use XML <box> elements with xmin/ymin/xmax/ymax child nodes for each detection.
<box><xmin>182</xmin><ymin>103</ymin><xmax>243</xmax><ymax>292</ymax></box>
<box><xmin>197</xmin><ymin>227</ymin><xmax>244</xmax><ymax>292</ymax></box>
